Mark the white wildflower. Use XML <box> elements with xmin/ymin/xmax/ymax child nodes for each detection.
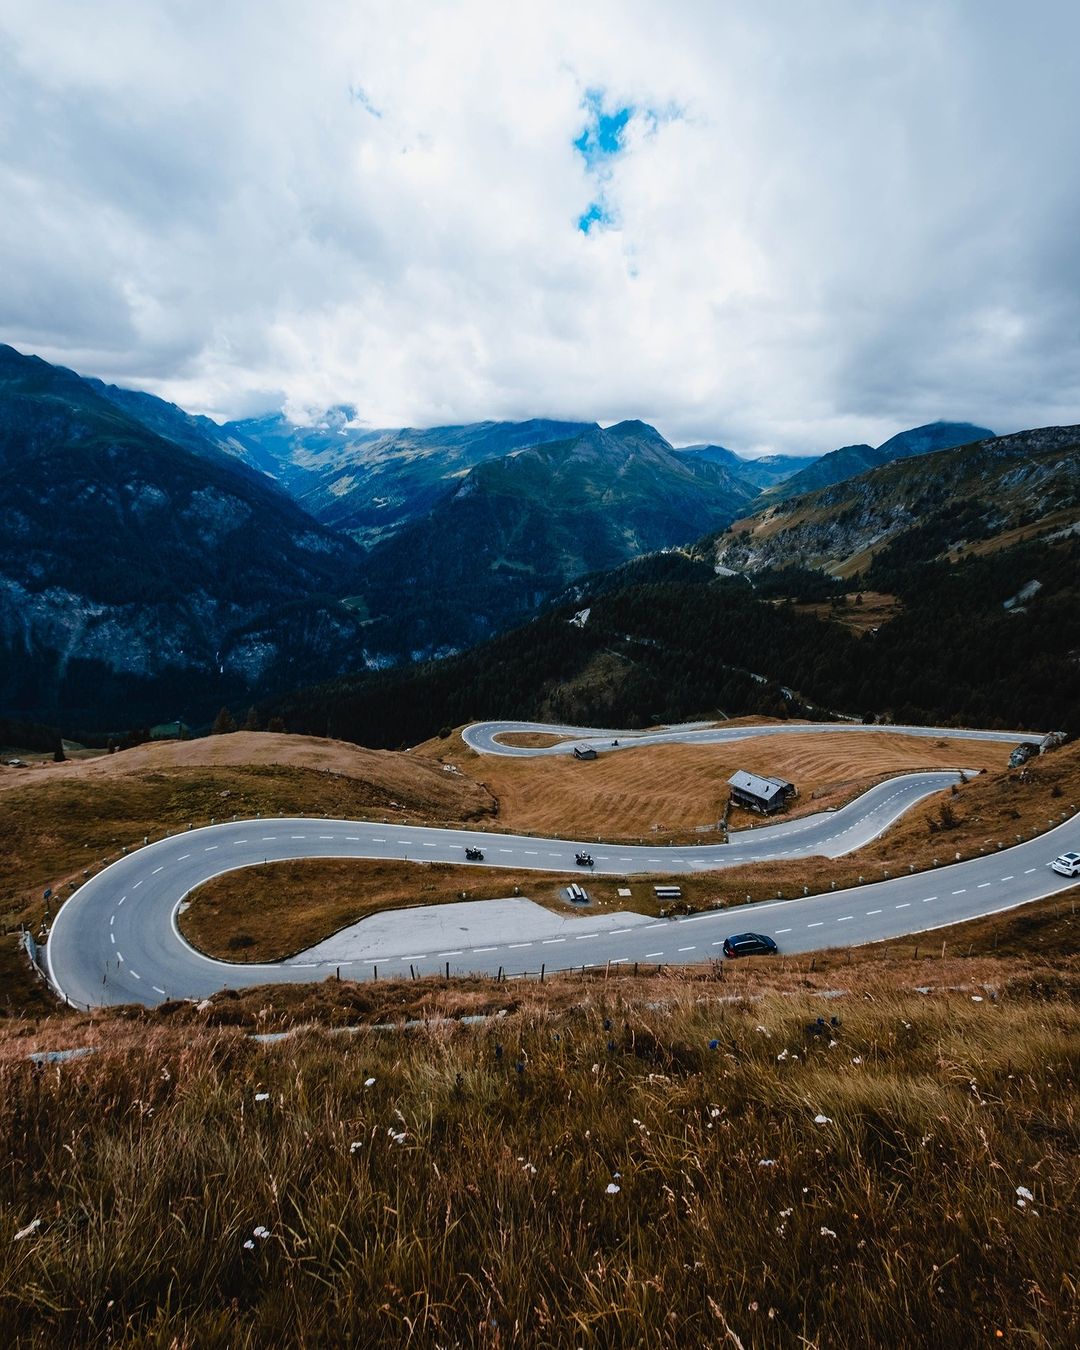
<box><xmin>243</xmin><ymin>1239</ymin><xmax>255</xmax><ymax>1250</ymax></box>
<box><xmin>755</xmin><ymin>1025</ymin><xmax>770</xmax><ymax>1035</ymax></box>
<box><xmin>851</xmin><ymin>1056</ymin><xmax>862</xmax><ymax>1065</ymax></box>
<box><xmin>253</xmin><ymin>1226</ymin><xmax>270</xmax><ymax>1239</ymax></box>
<box><xmin>349</xmin><ymin>1141</ymin><xmax>363</xmax><ymax>1154</ymax></box>
<box><xmin>972</xmin><ymin>995</ymin><xmax>984</xmax><ymax>1003</ymax></box>
<box><xmin>388</xmin><ymin>1129</ymin><xmax>407</xmax><ymax>1145</ymax></box>
<box><xmin>779</xmin><ymin>1208</ymin><xmax>793</xmax><ymax>1218</ymax></box>
<box><xmin>364</xmin><ymin>1077</ymin><xmax>376</xmax><ymax>1087</ymax></box>
<box><xmin>13</xmin><ymin>1218</ymin><xmax>41</xmax><ymax>1241</ymax></box>
<box><xmin>819</xmin><ymin>1226</ymin><xmax>837</xmax><ymax>1238</ymax></box>
<box><xmin>814</xmin><ymin>1114</ymin><xmax>832</xmax><ymax>1125</ymax></box>
<box><xmin>777</xmin><ymin>1049</ymin><xmax>789</xmax><ymax>1062</ymax></box>
<box><xmin>709</xmin><ymin>1106</ymin><xmax>721</xmax><ymax>1118</ymax></box>
<box><xmin>606</xmin><ymin>1182</ymin><xmax>621</xmax><ymax>1194</ymax></box>
<box><xmin>758</xmin><ymin>1159</ymin><xmax>778</xmax><ymax>1167</ymax></box>
<box><xmin>1016</xmin><ymin>1186</ymin><xmax>1034</xmax><ymax>1203</ymax></box>
<box><xmin>254</xmin><ymin>1092</ymin><xmax>270</xmax><ymax>1102</ymax></box>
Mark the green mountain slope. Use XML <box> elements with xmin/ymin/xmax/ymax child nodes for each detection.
<box><xmin>349</xmin><ymin>420</ymin><xmax>758</xmax><ymax>660</ymax></box>
<box><xmin>0</xmin><ymin>345</ymin><xmax>368</xmax><ymax>728</ymax></box>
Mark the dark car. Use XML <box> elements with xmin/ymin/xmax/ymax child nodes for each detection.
<box><xmin>722</xmin><ymin>932</ymin><xmax>778</xmax><ymax>958</ymax></box>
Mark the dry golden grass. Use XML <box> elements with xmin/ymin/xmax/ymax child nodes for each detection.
<box><xmin>492</xmin><ymin>731</ymin><xmax>571</xmax><ymax>748</ymax></box>
<box><xmin>437</xmin><ymin>727</ymin><xmax>1013</xmax><ymax>839</ymax></box>
<box><xmin>0</xmin><ymin>730</ymin><xmax>480</xmax><ymax>801</ymax></box>
<box><xmin>2</xmin><ymin>947</ymin><xmax>1077</xmax><ymax>1346</ymax></box>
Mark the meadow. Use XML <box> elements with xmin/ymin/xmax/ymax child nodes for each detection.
<box><xmin>2</xmin><ymin>923</ymin><xmax>1077</xmax><ymax>1347</ymax></box>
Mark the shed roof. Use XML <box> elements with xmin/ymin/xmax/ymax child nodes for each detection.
<box><xmin>727</xmin><ymin>770</ymin><xmax>792</xmax><ymax>801</ymax></box>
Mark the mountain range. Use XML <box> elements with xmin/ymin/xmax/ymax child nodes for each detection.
<box><xmin>271</xmin><ymin>424</ymin><xmax>1080</xmax><ymax>748</ymax></box>
<box><xmin>9</xmin><ymin>339</ymin><xmax>1065</xmax><ymax>738</ymax></box>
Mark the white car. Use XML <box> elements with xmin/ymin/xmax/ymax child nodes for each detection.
<box><xmin>1051</xmin><ymin>852</ymin><xmax>1080</xmax><ymax>878</ymax></box>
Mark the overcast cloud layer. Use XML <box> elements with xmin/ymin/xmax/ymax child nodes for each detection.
<box><xmin>1</xmin><ymin>0</ymin><xmax>1078</xmax><ymax>452</ymax></box>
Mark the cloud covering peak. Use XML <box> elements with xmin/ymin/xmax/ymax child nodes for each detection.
<box><xmin>1</xmin><ymin>0</ymin><xmax>1077</xmax><ymax>451</ymax></box>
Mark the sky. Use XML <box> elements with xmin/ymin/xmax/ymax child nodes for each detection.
<box><xmin>1</xmin><ymin>0</ymin><xmax>1078</xmax><ymax>454</ymax></box>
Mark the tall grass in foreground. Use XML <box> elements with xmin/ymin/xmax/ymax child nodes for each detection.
<box><xmin>1</xmin><ymin>985</ymin><xmax>1077</xmax><ymax>1347</ymax></box>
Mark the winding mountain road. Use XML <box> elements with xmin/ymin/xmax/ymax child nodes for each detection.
<box><xmin>44</xmin><ymin>716</ymin><xmax>1074</xmax><ymax>1010</ymax></box>
<box><xmin>462</xmin><ymin>718</ymin><xmax>1044</xmax><ymax>757</ymax></box>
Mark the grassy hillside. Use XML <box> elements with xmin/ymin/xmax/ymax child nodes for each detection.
<box><xmin>1</xmin><ymin>933</ymin><xmax>1076</xmax><ymax>1347</ymax></box>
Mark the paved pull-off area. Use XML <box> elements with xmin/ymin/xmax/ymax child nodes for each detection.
<box><xmin>44</xmin><ymin>720</ymin><xmax>1072</xmax><ymax>1010</ymax></box>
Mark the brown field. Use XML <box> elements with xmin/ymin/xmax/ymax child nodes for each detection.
<box><xmin>793</xmin><ymin>589</ymin><xmax>902</xmax><ymax>633</ymax></box>
<box><xmin>0</xmin><ymin>730</ymin><xmax>489</xmax><ymax>804</ymax></box>
<box><xmin>437</xmin><ymin>727</ymin><xmax>1014</xmax><ymax>839</ymax></box>
<box><xmin>492</xmin><ymin>730</ymin><xmax>572</xmax><ymax>748</ymax></box>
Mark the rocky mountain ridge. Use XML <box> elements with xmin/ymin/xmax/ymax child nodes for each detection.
<box><xmin>701</xmin><ymin>424</ymin><xmax>1080</xmax><ymax>578</ymax></box>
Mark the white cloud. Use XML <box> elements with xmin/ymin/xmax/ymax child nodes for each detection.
<box><xmin>0</xmin><ymin>0</ymin><xmax>1078</xmax><ymax>451</ymax></box>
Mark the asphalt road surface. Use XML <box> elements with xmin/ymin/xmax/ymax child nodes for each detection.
<box><xmin>462</xmin><ymin>719</ymin><xmax>1043</xmax><ymax>757</ymax></box>
<box><xmin>46</xmin><ymin>768</ymin><xmax>1077</xmax><ymax>1011</ymax></box>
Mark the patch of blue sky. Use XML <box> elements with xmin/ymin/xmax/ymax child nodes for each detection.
<box><xmin>348</xmin><ymin>84</ymin><xmax>383</xmax><ymax>118</ymax></box>
<box><xmin>577</xmin><ymin>201</ymin><xmax>613</xmax><ymax>234</ymax></box>
<box><xmin>574</xmin><ymin>89</ymin><xmax>633</xmax><ymax>168</ymax></box>
<box><xmin>574</xmin><ymin>89</ymin><xmax>683</xmax><ymax>233</ymax></box>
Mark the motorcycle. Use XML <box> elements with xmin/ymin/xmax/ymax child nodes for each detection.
<box><xmin>575</xmin><ymin>851</ymin><xmax>594</xmax><ymax>867</ymax></box>
<box><xmin>465</xmin><ymin>846</ymin><xmax>484</xmax><ymax>861</ymax></box>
